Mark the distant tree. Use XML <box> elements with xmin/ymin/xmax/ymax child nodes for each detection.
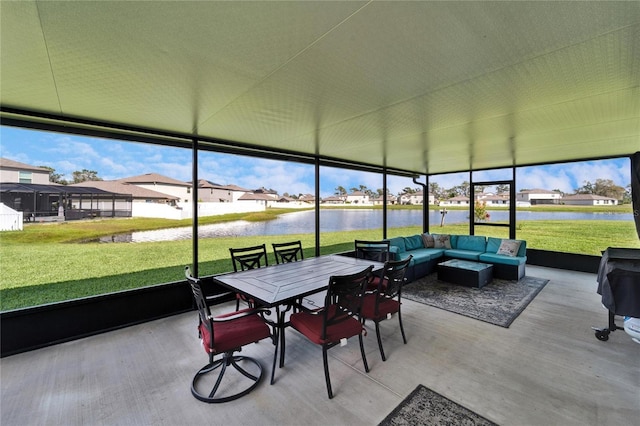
<box><xmin>575</xmin><ymin>179</ymin><xmax>625</xmax><ymax>200</ymax></box>
<box><xmin>402</xmin><ymin>186</ymin><xmax>416</xmax><ymax>194</ymax></box>
<box><xmin>349</xmin><ymin>185</ymin><xmax>373</xmax><ymax>196</ymax></box>
<box><xmin>335</xmin><ymin>186</ymin><xmax>347</xmax><ymax>196</ymax></box>
<box><xmin>552</xmin><ymin>188</ymin><xmax>565</xmax><ymax>197</ymax></box>
<box><xmin>594</xmin><ymin>179</ymin><xmax>625</xmax><ymax>200</ymax></box>
<box><xmin>39</xmin><ymin>166</ymin><xmax>67</xmax><ymax>185</ymax></box>
<box><xmin>451</xmin><ymin>181</ymin><xmax>470</xmax><ymax>197</ymax></box>
<box><xmin>495</xmin><ymin>184</ymin><xmax>510</xmax><ymax>194</ymax></box>
<box><xmin>72</xmin><ymin>169</ymin><xmax>102</xmax><ymax>183</ymax></box>
<box><xmin>429</xmin><ymin>182</ymin><xmax>445</xmax><ymax>201</ymax></box>
<box><xmin>575</xmin><ymin>180</ymin><xmax>594</xmax><ymax>194</ymax></box>
<box><xmin>623</xmin><ymin>184</ymin><xmax>632</xmax><ymax>204</ymax></box>
<box><xmin>361</xmin><ymin>185</ymin><xmax>375</xmax><ymax>197</ymax></box>
<box><xmin>474</xmin><ymin>184</ymin><xmax>487</xmax><ymax>195</ymax></box>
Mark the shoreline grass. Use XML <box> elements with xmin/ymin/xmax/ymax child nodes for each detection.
<box><xmin>1</xmin><ymin>208</ymin><xmax>638</xmax><ymax>311</ymax></box>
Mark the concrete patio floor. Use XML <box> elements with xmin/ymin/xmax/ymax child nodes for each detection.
<box><xmin>1</xmin><ymin>265</ymin><xmax>638</xmax><ymax>426</ymax></box>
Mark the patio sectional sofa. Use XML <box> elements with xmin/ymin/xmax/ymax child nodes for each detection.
<box><xmin>388</xmin><ymin>233</ymin><xmax>527</xmax><ymax>282</ymax></box>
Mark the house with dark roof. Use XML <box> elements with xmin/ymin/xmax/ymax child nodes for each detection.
<box><xmin>253</xmin><ymin>187</ymin><xmax>278</xmax><ymax>199</ymax></box>
<box><xmin>298</xmin><ymin>193</ymin><xmax>315</xmax><ymax>203</ymax></box>
<box><xmin>516</xmin><ymin>189</ymin><xmax>562</xmax><ymax>205</ymax></box>
<box><xmin>237</xmin><ymin>192</ymin><xmax>274</xmax><ymax>207</ymax></box>
<box><xmin>477</xmin><ymin>192</ymin><xmax>510</xmax><ymax>206</ymax></box>
<box><xmin>0</xmin><ymin>158</ymin><xmax>132</xmax><ymax>221</ymax></box>
<box><xmin>561</xmin><ymin>194</ymin><xmax>619</xmax><ymax>206</ymax></box>
<box><xmin>194</xmin><ymin>180</ymin><xmax>237</xmax><ymax>203</ymax></box>
<box><xmin>321</xmin><ymin>195</ymin><xmax>345</xmax><ymax>205</ymax></box>
<box><xmin>345</xmin><ymin>190</ymin><xmax>370</xmax><ymax>205</ymax></box>
<box><xmin>439</xmin><ymin>195</ymin><xmax>470</xmax><ymax>206</ymax></box>
<box><xmin>370</xmin><ymin>193</ymin><xmax>397</xmax><ymax>205</ymax></box>
<box><xmin>0</xmin><ymin>157</ymin><xmax>51</xmax><ymax>185</ymax></box>
<box><xmin>116</xmin><ymin>173</ymin><xmax>191</xmax><ymax>203</ymax></box>
<box><xmin>398</xmin><ymin>190</ymin><xmax>434</xmax><ymax>205</ymax></box>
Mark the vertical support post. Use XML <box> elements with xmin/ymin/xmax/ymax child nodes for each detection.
<box><xmin>314</xmin><ymin>159</ymin><xmax>320</xmax><ymax>257</ymax></box>
<box><xmin>191</xmin><ymin>139</ymin><xmax>199</xmax><ymax>277</ymax></box>
<box><xmin>469</xmin><ymin>171</ymin><xmax>475</xmax><ymax>236</ymax></box>
<box><xmin>382</xmin><ymin>169</ymin><xmax>388</xmax><ymax>239</ymax></box>
<box><xmin>412</xmin><ymin>175</ymin><xmax>428</xmax><ymax>233</ymax></box>
<box><xmin>32</xmin><ymin>190</ymin><xmax>38</xmax><ymax>219</ymax></box>
<box><xmin>425</xmin><ymin>174</ymin><xmax>430</xmax><ymax>232</ymax></box>
<box><xmin>510</xmin><ymin>167</ymin><xmax>516</xmax><ymax>239</ymax></box>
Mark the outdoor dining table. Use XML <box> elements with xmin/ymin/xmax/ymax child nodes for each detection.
<box><xmin>212</xmin><ymin>254</ymin><xmax>384</xmax><ymax>383</ymax></box>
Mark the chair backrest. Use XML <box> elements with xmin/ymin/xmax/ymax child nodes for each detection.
<box><xmin>184</xmin><ymin>266</ymin><xmax>214</xmax><ymax>352</ymax></box>
<box><xmin>355</xmin><ymin>240</ymin><xmax>390</xmax><ymax>262</ymax></box>
<box><xmin>322</xmin><ymin>265</ymin><xmax>374</xmax><ymax>339</ymax></box>
<box><xmin>272</xmin><ymin>241</ymin><xmax>304</xmax><ymax>264</ymax></box>
<box><xmin>230</xmin><ymin>244</ymin><xmax>268</xmax><ymax>271</ymax></box>
<box><xmin>378</xmin><ymin>255</ymin><xmax>412</xmax><ymax>299</ymax></box>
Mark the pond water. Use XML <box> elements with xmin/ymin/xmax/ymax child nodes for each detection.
<box><xmin>98</xmin><ymin>209</ymin><xmax>634</xmax><ymax>243</ymax></box>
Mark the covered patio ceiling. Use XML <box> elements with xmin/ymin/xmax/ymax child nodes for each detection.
<box><xmin>1</xmin><ymin>1</ymin><xmax>638</xmax><ymax>175</ymax></box>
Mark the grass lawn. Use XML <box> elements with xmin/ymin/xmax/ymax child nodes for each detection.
<box><xmin>1</xmin><ymin>208</ymin><xmax>638</xmax><ymax>311</ymax></box>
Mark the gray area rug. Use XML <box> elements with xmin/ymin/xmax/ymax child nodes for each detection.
<box><xmin>379</xmin><ymin>384</ymin><xmax>497</xmax><ymax>426</ymax></box>
<box><xmin>402</xmin><ymin>274</ymin><xmax>549</xmax><ymax>328</ymax></box>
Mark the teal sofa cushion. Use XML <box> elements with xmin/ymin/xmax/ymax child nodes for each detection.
<box><xmin>444</xmin><ymin>249</ymin><xmax>482</xmax><ymax>261</ymax></box>
<box><xmin>405</xmin><ymin>234</ymin><xmax>424</xmax><ymax>251</ymax></box>
<box><xmin>486</xmin><ymin>237</ymin><xmax>501</xmax><ymax>253</ymax></box>
<box><xmin>479</xmin><ymin>252</ymin><xmax>526</xmax><ymax>266</ymax></box>
<box><xmin>398</xmin><ymin>248</ymin><xmax>444</xmax><ymax>265</ymax></box>
<box><xmin>389</xmin><ymin>236</ymin><xmax>406</xmax><ymax>253</ymax></box>
<box><xmin>455</xmin><ymin>235</ymin><xmax>487</xmax><ymax>252</ymax></box>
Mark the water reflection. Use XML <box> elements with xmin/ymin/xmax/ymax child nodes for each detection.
<box><xmin>97</xmin><ymin>209</ymin><xmax>633</xmax><ymax>243</ymax></box>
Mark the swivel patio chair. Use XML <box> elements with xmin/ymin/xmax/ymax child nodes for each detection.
<box><xmin>229</xmin><ymin>244</ymin><xmax>268</xmax><ymax>310</ymax></box>
<box><xmin>185</xmin><ymin>267</ymin><xmax>274</xmax><ymax>403</ymax></box>
<box><xmin>355</xmin><ymin>239</ymin><xmax>390</xmax><ymax>291</ymax></box>
<box><xmin>272</xmin><ymin>240</ymin><xmax>304</xmax><ymax>264</ymax></box>
<box><xmin>288</xmin><ymin>265</ymin><xmax>373</xmax><ymax>399</ymax></box>
<box><xmin>360</xmin><ymin>256</ymin><xmax>412</xmax><ymax>361</ymax></box>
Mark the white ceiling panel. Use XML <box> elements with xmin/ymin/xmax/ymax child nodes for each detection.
<box><xmin>1</xmin><ymin>1</ymin><xmax>638</xmax><ymax>175</ymax></box>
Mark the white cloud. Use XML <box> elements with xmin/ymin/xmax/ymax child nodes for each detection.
<box><xmin>517</xmin><ymin>159</ymin><xmax>630</xmax><ymax>193</ymax></box>
<box><xmin>1</xmin><ymin>126</ymin><xmax>632</xmax><ymax>198</ymax></box>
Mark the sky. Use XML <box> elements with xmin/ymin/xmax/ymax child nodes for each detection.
<box><xmin>0</xmin><ymin>125</ymin><xmax>631</xmax><ymax>198</ymax></box>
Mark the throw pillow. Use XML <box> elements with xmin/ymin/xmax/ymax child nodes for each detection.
<box><xmin>433</xmin><ymin>234</ymin><xmax>451</xmax><ymax>249</ymax></box>
<box><xmin>421</xmin><ymin>233</ymin><xmax>435</xmax><ymax>248</ymax></box>
<box><xmin>497</xmin><ymin>239</ymin><xmax>522</xmax><ymax>257</ymax></box>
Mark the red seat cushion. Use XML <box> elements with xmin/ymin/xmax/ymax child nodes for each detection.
<box><xmin>290</xmin><ymin>304</ymin><xmax>364</xmax><ymax>345</ymax></box>
<box><xmin>366</xmin><ymin>276</ymin><xmax>386</xmax><ymax>292</ymax></box>
<box><xmin>199</xmin><ymin>308</ymin><xmax>271</xmax><ymax>354</ymax></box>
<box><xmin>360</xmin><ymin>294</ymin><xmax>400</xmax><ymax>321</ymax></box>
